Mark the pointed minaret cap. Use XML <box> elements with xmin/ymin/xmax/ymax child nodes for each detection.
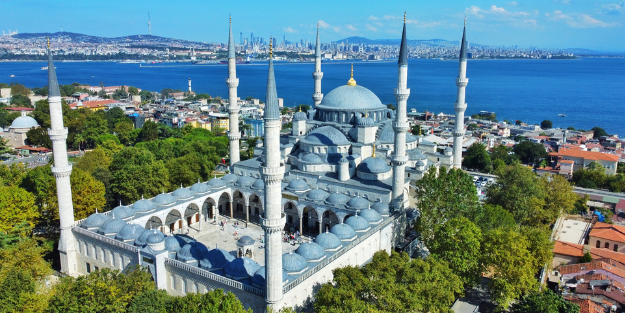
<box><xmin>228</xmin><ymin>15</ymin><xmax>235</xmax><ymax>59</ymax></box>
<box><xmin>315</xmin><ymin>22</ymin><xmax>321</xmax><ymax>58</ymax></box>
<box><xmin>459</xmin><ymin>17</ymin><xmax>468</xmax><ymax>61</ymax></box>
<box><xmin>47</xmin><ymin>37</ymin><xmax>61</xmax><ymax>97</ymax></box>
<box><xmin>264</xmin><ymin>38</ymin><xmax>280</xmax><ymax>120</ymax></box>
<box><xmin>398</xmin><ymin>12</ymin><xmax>408</xmax><ymax>66</ymax></box>
<box><xmin>347</xmin><ymin>64</ymin><xmax>357</xmax><ymax>86</ymax></box>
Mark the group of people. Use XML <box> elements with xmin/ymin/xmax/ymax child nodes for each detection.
<box><xmin>283</xmin><ymin>230</ymin><xmax>302</xmax><ymax>245</ymax></box>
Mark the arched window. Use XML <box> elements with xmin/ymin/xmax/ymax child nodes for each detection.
<box><xmin>605</xmin><ymin>242</ymin><xmax>610</xmax><ymax>249</ymax></box>
<box><xmin>615</xmin><ymin>244</ymin><xmax>619</xmax><ymax>252</ymax></box>
<box><xmin>597</xmin><ymin>240</ymin><xmax>601</xmax><ymax>248</ymax></box>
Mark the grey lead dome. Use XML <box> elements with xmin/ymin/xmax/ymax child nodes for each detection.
<box><xmin>318</xmin><ymin>85</ymin><xmax>385</xmax><ymax>111</ymax></box>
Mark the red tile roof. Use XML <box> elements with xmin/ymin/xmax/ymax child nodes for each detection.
<box><xmin>558</xmin><ymin>260</ymin><xmax>625</xmax><ymax>279</ymax></box>
<box><xmin>554</xmin><ymin>240</ymin><xmax>585</xmax><ymax>257</ymax></box>
<box><xmin>559</xmin><ymin>147</ymin><xmax>619</xmax><ymax>162</ymax></box>
<box><xmin>2</xmin><ymin>107</ymin><xmax>34</xmax><ymax>111</ymax></box>
<box><xmin>590</xmin><ymin>222</ymin><xmax>625</xmax><ymax>244</ymax></box>
<box><xmin>591</xmin><ymin>248</ymin><xmax>625</xmax><ymax>266</ymax></box>
<box><xmin>81</xmin><ymin>99</ymin><xmax>117</xmax><ymax>109</ymax></box>
<box><xmin>566</xmin><ymin>299</ymin><xmax>606</xmax><ymax>313</ymax></box>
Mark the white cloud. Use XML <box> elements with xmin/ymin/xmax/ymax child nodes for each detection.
<box><xmin>383</xmin><ymin>15</ymin><xmax>400</xmax><ymax>20</ymax></box>
<box><xmin>601</xmin><ymin>2</ymin><xmax>624</xmax><ymax>15</ymax></box>
<box><xmin>283</xmin><ymin>27</ymin><xmax>297</xmax><ymax>33</ymax></box>
<box><xmin>555</xmin><ymin>0</ymin><xmax>571</xmax><ymax>4</ymax></box>
<box><xmin>332</xmin><ymin>26</ymin><xmax>341</xmax><ymax>32</ymax></box>
<box><xmin>318</xmin><ymin>20</ymin><xmax>330</xmax><ymax>29</ymax></box>
<box><xmin>365</xmin><ymin>24</ymin><xmax>378</xmax><ymax>31</ymax></box>
<box><xmin>507</xmin><ymin>1</ymin><xmax>518</xmax><ymax>6</ymax></box>
<box><xmin>568</xmin><ymin>14</ymin><xmax>619</xmax><ymax>28</ymax></box>
<box><xmin>346</xmin><ymin>24</ymin><xmax>357</xmax><ymax>31</ymax></box>
<box><xmin>368</xmin><ymin>15</ymin><xmax>379</xmax><ymax>21</ymax></box>
<box><xmin>523</xmin><ymin>19</ymin><xmax>538</xmax><ymax>26</ymax></box>
<box><xmin>545</xmin><ymin>10</ymin><xmax>572</xmax><ymax>20</ymax></box>
<box><xmin>465</xmin><ymin>5</ymin><xmax>531</xmax><ymax>19</ymax></box>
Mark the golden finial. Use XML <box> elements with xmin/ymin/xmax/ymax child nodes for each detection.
<box><xmin>404</xmin><ymin>11</ymin><xmax>406</xmax><ymax>23</ymax></box>
<box><xmin>229</xmin><ymin>15</ymin><xmax>231</xmax><ymax>24</ymax></box>
<box><xmin>47</xmin><ymin>37</ymin><xmax>50</xmax><ymax>49</ymax></box>
<box><xmin>365</xmin><ymin>111</ymin><xmax>368</xmax><ymax>118</ymax></box>
<box><xmin>347</xmin><ymin>63</ymin><xmax>357</xmax><ymax>86</ymax></box>
<box><xmin>299</xmin><ymin>106</ymin><xmax>302</xmax><ymax>112</ymax></box>
<box><xmin>372</xmin><ymin>145</ymin><xmax>376</xmax><ymax>158</ymax></box>
<box><xmin>269</xmin><ymin>36</ymin><xmax>273</xmax><ymax>58</ymax></box>
<box><xmin>419</xmin><ymin>125</ymin><xmax>422</xmax><ymax>136</ymax></box>
<box><xmin>464</xmin><ymin>16</ymin><xmax>467</xmax><ymax>26</ymax></box>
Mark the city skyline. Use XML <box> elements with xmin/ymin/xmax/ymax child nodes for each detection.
<box><xmin>1</xmin><ymin>0</ymin><xmax>624</xmax><ymax>51</ymax></box>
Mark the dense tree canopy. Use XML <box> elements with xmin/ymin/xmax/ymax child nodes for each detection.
<box><xmin>0</xmin><ymin>186</ymin><xmax>39</xmax><ymax>233</ymax></box>
<box><xmin>509</xmin><ymin>289</ymin><xmax>579</xmax><ymax>313</ymax></box>
<box><xmin>540</xmin><ymin>120</ymin><xmax>553</xmax><ymax>129</ymax></box>
<box><xmin>110</xmin><ymin>148</ymin><xmax>170</xmax><ymax>203</ymax></box>
<box><xmin>513</xmin><ymin>141</ymin><xmax>547</xmax><ymax>164</ymax></box>
<box><xmin>462</xmin><ymin>143</ymin><xmax>492</xmax><ymax>173</ymax></box>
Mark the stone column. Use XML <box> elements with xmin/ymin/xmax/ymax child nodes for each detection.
<box><xmin>299</xmin><ymin>215</ymin><xmax>303</xmax><ymax>236</ymax></box>
<box><xmin>229</xmin><ymin>201</ymin><xmax>233</xmax><ymax>219</ymax></box>
<box><xmin>246</xmin><ymin>204</ymin><xmax>250</xmax><ymax>223</ymax></box>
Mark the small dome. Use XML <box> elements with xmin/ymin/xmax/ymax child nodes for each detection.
<box><xmin>346</xmin><ymin>196</ymin><xmax>370</xmax><ymax>211</ymax></box>
<box><xmin>236</xmin><ymin>176</ymin><xmax>256</xmax><ymax>188</ymax></box>
<box><xmin>295</xmin><ymin>242</ymin><xmax>326</xmax><ymax>261</ymax></box>
<box><xmin>357</xmin><ymin>117</ymin><xmax>375</xmax><ymax>127</ymax></box>
<box><xmin>199</xmin><ymin>257</ymin><xmax>213</xmax><ymax>270</ymax></box>
<box><xmin>330</xmin><ymin>223</ymin><xmax>357</xmax><ymax>240</ymax></box>
<box><xmin>282</xmin><ymin>252</ymin><xmax>308</xmax><ymax>273</ymax></box>
<box><xmin>206</xmin><ymin>248</ymin><xmax>235</xmax><ymax>269</ymax></box>
<box><xmin>324</xmin><ymin>193</ymin><xmax>350</xmax><ymax>206</ymax></box>
<box><xmin>222</xmin><ymin>174</ymin><xmax>239</xmax><ymax>185</ymax></box>
<box><xmin>416</xmin><ymin>160</ymin><xmax>426</xmax><ymax>166</ymax></box>
<box><xmin>98</xmin><ymin>219</ymin><xmax>127</xmax><ymax>236</ymax></box>
<box><xmin>164</xmin><ymin>236</ymin><xmax>184</xmax><ymax>252</ymax></box>
<box><xmin>146</xmin><ymin>232</ymin><xmax>165</xmax><ymax>244</ymax></box>
<box><xmin>132</xmin><ymin>199</ymin><xmax>154</xmax><ymax>213</ymax></box>
<box><xmin>81</xmin><ymin>213</ymin><xmax>111</xmax><ymax>229</ymax></box>
<box><xmin>111</xmin><ymin>205</ymin><xmax>135</xmax><ymax>220</ymax></box>
<box><xmin>408</xmin><ymin>149</ymin><xmax>427</xmax><ymax>161</ymax></box>
<box><xmin>152</xmin><ymin>193</ymin><xmax>176</xmax><ymax>206</ymax></box>
<box><xmin>306</xmin><ymin>189</ymin><xmax>329</xmax><ymax>202</ymax></box>
<box><xmin>358</xmin><ymin>157</ymin><xmax>390</xmax><ymax>174</ymax></box>
<box><xmin>345</xmin><ymin>215</ymin><xmax>370</xmax><ymax>231</ymax></box>
<box><xmin>314</xmin><ymin>232</ymin><xmax>342</xmax><ymax>250</ymax></box>
<box><xmin>359</xmin><ymin>209</ymin><xmax>383</xmax><ymax>223</ymax></box>
<box><xmin>237</xmin><ymin>235</ymin><xmax>255</xmax><ymax>246</ymax></box>
<box><xmin>371</xmin><ymin>202</ymin><xmax>390</xmax><ymax>216</ymax></box>
<box><xmin>286</xmin><ymin>178</ymin><xmax>310</xmax><ymax>192</ymax></box>
<box><xmin>224</xmin><ymin>257</ymin><xmax>260</xmax><ymax>279</ymax></box>
<box><xmin>135</xmin><ymin>229</ymin><xmax>162</xmax><ymax>247</ymax></box>
<box><xmin>301</xmin><ymin>153</ymin><xmax>323</xmax><ymax>164</ymax></box>
<box><xmin>251</xmin><ymin>179</ymin><xmax>265</xmax><ymax>190</ymax></box>
<box><xmin>301</xmin><ymin>126</ymin><xmax>350</xmax><ymax>146</ymax></box>
<box><xmin>207</xmin><ymin>178</ymin><xmax>227</xmax><ymax>189</ymax></box>
<box><xmin>9</xmin><ymin>116</ymin><xmax>39</xmax><ymax>129</ymax></box>
<box><xmin>339</xmin><ymin>157</ymin><xmax>349</xmax><ymax>164</ymax></box>
<box><xmin>293</xmin><ymin>111</ymin><xmax>307</xmax><ymax>121</ymax></box>
<box><xmin>252</xmin><ymin>266</ymin><xmax>289</xmax><ymax>287</ymax></box>
<box><xmin>172</xmin><ymin>187</ymin><xmax>194</xmax><ymax>200</ymax></box>
<box><xmin>115</xmin><ymin>223</ymin><xmax>144</xmax><ymax>241</ymax></box>
<box><xmin>190</xmin><ymin>182</ymin><xmax>211</xmax><ymax>194</ymax></box>
<box><xmin>177</xmin><ymin>242</ymin><xmax>209</xmax><ymax>263</ymax></box>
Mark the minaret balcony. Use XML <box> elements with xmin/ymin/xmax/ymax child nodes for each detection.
<box><xmin>226</xmin><ymin>77</ymin><xmax>239</xmax><ymax>87</ymax></box>
<box><xmin>260</xmin><ymin>213</ymin><xmax>286</xmax><ymax>230</ymax></box>
<box><xmin>455</xmin><ymin>78</ymin><xmax>469</xmax><ymax>87</ymax></box>
<box><xmin>312</xmin><ymin>72</ymin><xmax>323</xmax><ymax>79</ymax></box>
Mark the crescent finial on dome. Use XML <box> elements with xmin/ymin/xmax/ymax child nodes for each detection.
<box><xmin>347</xmin><ymin>63</ymin><xmax>356</xmax><ymax>86</ymax></box>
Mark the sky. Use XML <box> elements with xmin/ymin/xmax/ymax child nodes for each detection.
<box><xmin>1</xmin><ymin>0</ymin><xmax>624</xmax><ymax>51</ymax></box>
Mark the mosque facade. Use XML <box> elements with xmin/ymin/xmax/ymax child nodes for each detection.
<box><xmin>51</xmin><ymin>16</ymin><xmax>469</xmax><ymax>312</ymax></box>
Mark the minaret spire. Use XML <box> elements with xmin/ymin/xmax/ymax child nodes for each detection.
<box><xmin>226</xmin><ymin>15</ymin><xmax>241</xmax><ymax>165</ymax></box>
<box><xmin>262</xmin><ymin>35</ymin><xmax>285</xmax><ymax>310</ymax></box>
<box><xmin>48</xmin><ymin>42</ymin><xmax>77</xmax><ymax>276</ymax></box>
<box><xmin>312</xmin><ymin>21</ymin><xmax>324</xmax><ymax>107</ymax></box>
<box><xmin>391</xmin><ymin>12</ymin><xmax>410</xmax><ymax>210</ymax></box>
<box><xmin>453</xmin><ymin>20</ymin><xmax>469</xmax><ymax>169</ymax></box>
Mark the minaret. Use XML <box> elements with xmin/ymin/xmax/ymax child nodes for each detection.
<box><xmin>312</xmin><ymin>22</ymin><xmax>323</xmax><ymax>107</ymax></box>
<box><xmin>47</xmin><ymin>38</ymin><xmax>77</xmax><ymax>276</ymax></box>
<box><xmin>226</xmin><ymin>16</ymin><xmax>241</xmax><ymax>165</ymax></box>
<box><xmin>262</xmin><ymin>38</ymin><xmax>286</xmax><ymax>309</ymax></box>
<box><xmin>391</xmin><ymin>13</ymin><xmax>410</xmax><ymax>207</ymax></box>
<box><xmin>453</xmin><ymin>19</ymin><xmax>469</xmax><ymax>169</ymax></box>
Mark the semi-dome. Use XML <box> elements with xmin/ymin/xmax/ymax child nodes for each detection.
<box><xmin>330</xmin><ymin>223</ymin><xmax>357</xmax><ymax>240</ymax></box>
<box><xmin>301</xmin><ymin>126</ymin><xmax>350</xmax><ymax>146</ymax></box>
<box><xmin>252</xmin><ymin>266</ymin><xmax>289</xmax><ymax>287</ymax></box>
<box><xmin>9</xmin><ymin>116</ymin><xmax>39</xmax><ymax>129</ymax></box>
<box><xmin>164</xmin><ymin>236</ymin><xmax>184</xmax><ymax>252</ymax></box>
<box><xmin>98</xmin><ymin>219</ymin><xmax>127</xmax><ymax>236</ymax></box>
<box><xmin>293</xmin><ymin>111</ymin><xmax>307</xmax><ymax>121</ymax></box>
<box><xmin>345</xmin><ymin>215</ymin><xmax>370</xmax><ymax>231</ymax></box>
<box><xmin>301</xmin><ymin>153</ymin><xmax>323</xmax><ymax>164</ymax></box>
<box><xmin>135</xmin><ymin>229</ymin><xmax>162</xmax><ymax>247</ymax></box>
<box><xmin>357</xmin><ymin>117</ymin><xmax>375</xmax><ymax>127</ymax></box>
<box><xmin>318</xmin><ymin>85</ymin><xmax>385</xmax><ymax>111</ymax></box>
<box><xmin>207</xmin><ymin>178</ymin><xmax>227</xmax><ymax>189</ymax></box>
<box><xmin>324</xmin><ymin>192</ymin><xmax>350</xmax><ymax>206</ymax></box>
<box><xmin>306</xmin><ymin>189</ymin><xmax>329</xmax><ymax>202</ymax></box>
<box><xmin>190</xmin><ymin>182</ymin><xmax>211</xmax><ymax>194</ymax></box>
<box><xmin>111</xmin><ymin>205</ymin><xmax>135</xmax><ymax>220</ymax></box>
<box><xmin>81</xmin><ymin>213</ymin><xmax>111</xmax><ymax>229</ymax></box>
<box><xmin>236</xmin><ymin>176</ymin><xmax>256</xmax><ymax>188</ymax></box>
<box><xmin>378</xmin><ymin>124</ymin><xmax>395</xmax><ymax>144</ymax></box>
<box><xmin>286</xmin><ymin>178</ymin><xmax>310</xmax><ymax>192</ymax></box>
<box><xmin>314</xmin><ymin>231</ymin><xmax>342</xmax><ymax>250</ymax></box>
<box><xmin>237</xmin><ymin>235</ymin><xmax>255</xmax><ymax>246</ymax></box>
<box><xmin>224</xmin><ymin>257</ymin><xmax>260</xmax><ymax>279</ymax></box>
<box><xmin>222</xmin><ymin>174</ymin><xmax>239</xmax><ymax>185</ymax></box>
<box><xmin>371</xmin><ymin>202</ymin><xmax>390</xmax><ymax>216</ymax></box>
<box><xmin>115</xmin><ymin>224</ymin><xmax>144</xmax><ymax>242</ymax></box>
<box><xmin>152</xmin><ymin>193</ymin><xmax>176</xmax><ymax>206</ymax></box>
<box><xmin>206</xmin><ymin>248</ymin><xmax>235</xmax><ymax>269</ymax></box>
<box><xmin>177</xmin><ymin>242</ymin><xmax>210</xmax><ymax>263</ymax></box>
<box><xmin>172</xmin><ymin>187</ymin><xmax>194</xmax><ymax>200</ymax></box>
<box><xmin>295</xmin><ymin>242</ymin><xmax>326</xmax><ymax>261</ymax></box>
<box><xmin>358</xmin><ymin>157</ymin><xmax>390</xmax><ymax>174</ymax></box>
<box><xmin>359</xmin><ymin>208</ymin><xmax>383</xmax><ymax>223</ymax></box>
<box><xmin>346</xmin><ymin>196</ymin><xmax>370</xmax><ymax>211</ymax></box>
<box><xmin>132</xmin><ymin>199</ymin><xmax>155</xmax><ymax>213</ymax></box>
<box><xmin>282</xmin><ymin>252</ymin><xmax>308</xmax><ymax>273</ymax></box>
<box><xmin>251</xmin><ymin>179</ymin><xmax>264</xmax><ymax>190</ymax></box>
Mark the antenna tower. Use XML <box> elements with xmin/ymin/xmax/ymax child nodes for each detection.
<box><xmin>148</xmin><ymin>12</ymin><xmax>152</xmax><ymax>35</ymax></box>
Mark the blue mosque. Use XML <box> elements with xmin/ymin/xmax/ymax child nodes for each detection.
<box><xmin>51</xmin><ymin>14</ymin><xmax>470</xmax><ymax>312</ymax></box>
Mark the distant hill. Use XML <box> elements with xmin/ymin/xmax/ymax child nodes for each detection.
<box><xmin>13</xmin><ymin>32</ymin><xmax>207</xmax><ymax>46</ymax></box>
<box><xmin>336</xmin><ymin>36</ymin><xmax>462</xmax><ymax>47</ymax></box>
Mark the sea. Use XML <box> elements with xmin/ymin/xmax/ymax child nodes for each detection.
<box><xmin>1</xmin><ymin>58</ymin><xmax>624</xmax><ymax>136</ymax></box>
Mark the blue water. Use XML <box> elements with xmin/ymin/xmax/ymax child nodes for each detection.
<box><xmin>1</xmin><ymin>58</ymin><xmax>624</xmax><ymax>136</ymax></box>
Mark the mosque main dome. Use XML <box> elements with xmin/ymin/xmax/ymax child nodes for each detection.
<box><xmin>317</xmin><ymin>85</ymin><xmax>385</xmax><ymax>111</ymax></box>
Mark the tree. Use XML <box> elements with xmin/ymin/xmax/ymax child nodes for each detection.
<box><xmin>109</xmin><ymin>147</ymin><xmax>170</xmax><ymax>203</ymax></box>
<box><xmin>80</xmin><ymin>114</ymin><xmax>108</xmax><ymax>148</ymax></box>
<box><xmin>580</xmin><ymin>251</ymin><xmax>592</xmax><ymax>263</ymax></box>
<box><xmin>294</xmin><ymin>104</ymin><xmax>310</xmax><ymax>112</ymax></box>
<box><xmin>10</xmin><ymin>83</ymin><xmax>30</xmax><ymax>97</ymax></box>
<box><xmin>166</xmin><ymin>152</ymin><xmax>204</xmax><ymax>187</ymax></box>
<box><xmin>542</xmin><ymin>174</ymin><xmax>578</xmax><ymax>219</ymax></box>
<box><xmin>26</xmin><ymin>127</ymin><xmax>52</xmax><ymax>148</ymax></box>
<box><xmin>540</xmin><ymin>120</ymin><xmax>553</xmax><ymax>129</ymax></box>
<box><xmin>112</xmin><ymin>86</ymin><xmax>128</xmax><ymax>100</ymax></box>
<box><xmin>0</xmin><ymin>163</ymin><xmax>28</xmax><ymax>187</ymax></box>
<box><xmin>490</xmin><ymin>145</ymin><xmax>517</xmax><ymax>167</ymax></box>
<box><xmin>473</xmin><ymin>204</ymin><xmax>517</xmax><ymax>234</ymax></box>
<box><xmin>591</xmin><ymin>126</ymin><xmax>608</xmax><ymax>139</ymax></box>
<box><xmin>509</xmin><ymin>289</ymin><xmax>579</xmax><ymax>313</ymax></box>
<box><xmin>513</xmin><ymin>141</ymin><xmax>547</xmax><ymax>164</ymax></box>
<box><xmin>516</xmin><ymin>120</ymin><xmax>523</xmax><ymax>125</ymax></box>
<box><xmin>139</xmin><ymin>90</ymin><xmax>154</xmax><ymax>103</ymax></box>
<box><xmin>0</xmin><ymin>137</ymin><xmax>12</xmax><ymax>155</ymax></box>
<box><xmin>481</xmin><ymin>228</ymin><xmax>539</xmax><ymax>310</ymax></box>
<box><xmin>430</xmin><ymin>217</ymin><xmax>483</xmax><ymax>288</ymax></box>
<box><xmin>386</xmin><ymin>103</ymin><xmax>396</xmax><ymax>110</ymax></box>
<box><xmin>462</xmin><ymin>143</ymin><xmax>492</xmax><ymax>173</ymax></box>
<box><xmin>127</xmin><ymin>86</ymin><xmax>139</xmax><ymax>96</ymax></box>
<box><xmin>414</xmin><ymin>167</ymin><xmax>481</xmax><ymax>247</ymax></box>
<box><xmin>114</xmin><ymin>121</ymin><xmax>134</xmax><ymax>145</ymax></box>
<box><xmin>104</xmin><ymin>107</ymin><xmax>130</xmax><ymax>132</ymax></box>
<box><xmin>0</xmin><ymin>186</ymin><xmax>38</xmax><ymax>233</ymax></box>
<box><xmin>137</xmin><ymin>121</ymin><xmax>158</xmax><ymax>142</ymax></box>
<box><xmin>10</xmin><ymin>94</ymin><xmax>32</xmax><ymax>107</ymax></box>
<box><xmin>572</xmin><ymin>162</ymin><xmax>606</xmax><ymax>189</ymax></box>
<box><xmin>411</xmin><ymin>124</ymin><xmax>422</xmax><ymax>135</ymax></box>
<box><xmin>521</xmin><ymin>227</ymin><xmax>554</xmax><ymax>269</ymax></box>
<box><xmin>314</xmin><ymin>251</ymin><xmax>463</xmax><ymax>313</ymax></box>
